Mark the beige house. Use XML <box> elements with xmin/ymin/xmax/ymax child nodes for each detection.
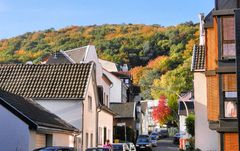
<box><xmin>191</xmin><ymin>13</ymin><xmax>219</xmax><ymax>150</ymax></box>
<box><xmin>0</xmin><ymin>63</ymin><xmax>99</xmax><ymax>150</ymax></box>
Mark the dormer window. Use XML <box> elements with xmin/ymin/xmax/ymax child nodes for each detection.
<box><xmin>221</xmin><ymin>16</ymin><xmax>236</xmax><ymax>59</ymax></box>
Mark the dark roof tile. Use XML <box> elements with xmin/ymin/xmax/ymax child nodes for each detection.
<box><xmin>191</xmin><ymin>45</ymin><xmax>205</xmax><ymax>71</ymax></box>
<box><xmin>0</xmin><ymin>63</ymin><xmax>93</xmax><ymax>99</ymax></box>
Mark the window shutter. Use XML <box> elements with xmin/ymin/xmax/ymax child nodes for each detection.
<box><xmin>207</xmin><ymin>75</ymin><xmax>220</xmax><ymax>121</ymax></box>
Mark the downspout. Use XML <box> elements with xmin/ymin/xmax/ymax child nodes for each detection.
<box><xmin>81</xmin><ymin>102</ymin><xmax>84</xmax><ymax>150</ymax></box>
<box><xmin>109</xmin><ymin>83</ymin><xmax>113</xmax><ymax>107</ymax></box>
<box><xmin>96</xmin><ymin>105</ymin><xmax>103</xmax><ymax>146</ymax></box>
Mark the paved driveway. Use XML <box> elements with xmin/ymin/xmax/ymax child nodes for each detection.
<box><xmin>153</xmin><ymin>137</ymin><xmax>178</xmax><ymax>151</ymax></box>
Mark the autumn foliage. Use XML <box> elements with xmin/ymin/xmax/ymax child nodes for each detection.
<box><xmin>152</xmin><ymin>95</ymin><xmax>171</xmax><ymax>125</ymax></box>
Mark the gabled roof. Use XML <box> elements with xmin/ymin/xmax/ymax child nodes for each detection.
<box><xmin>64</xmin><ymin>46</ymin><xmax>88</xmax><ymax>63</ymax></box>
<box><xmin>0</xmin><ymin>63</ymin><xmax>93</xmax><ymax>99</ymax></box>
<box><xmin>99</xmin><ymin>59</ymin><xmax>119</xmax><ymax>72</ymax></box>
<box><xmin>110</xmin><ymin>102</ymin><xmax>135</xmax><ymax>118</ymax></box>
<box><xmin>46</xmin><ymin>52</ymin><xmax>72</xmax><ymax>64</ymax></box>
<box><xmin>191</xmin><ymin>45</ymin><xmax>205</xmax><ymax>72</ymax></box>
<box><xmin>0</xmin><ymin>90</ymin><xmax>78</xmax><ymax>132</ymax></box>
<box><xmin>46</xmin><ymin>46</ymin><xmax>88</xmax><ymax>64</ymax></box>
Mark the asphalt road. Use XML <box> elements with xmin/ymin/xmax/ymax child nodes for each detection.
<box><xmin>153</xmin><ymin>137</ymin><xmax>179</xmax><ymax>151</ymax></box>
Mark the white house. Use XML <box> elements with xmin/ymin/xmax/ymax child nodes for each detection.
<box><xmin>46</xmin><ymin>45</ymin><xmax>116</xmax><ymax>145</ymax></box>
<box><xmin>103</xmin><ymin>69</ymin><xmax>128</xmax><ymax>103</ymax></box>
<box><xmin>0</xmin><ymin>63</ymin><xmax>99</xmax><ymax>151</ymax></box>
<box><xmin>0</xmin><ymin>90</ymin><xmax>78</xmax><ymax>151</ymax></box>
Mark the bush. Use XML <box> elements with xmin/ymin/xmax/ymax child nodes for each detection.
<box><xmin>185</xmin><ymin>114</ymin><xmax>195</xmax><ymax>136</ymax></box>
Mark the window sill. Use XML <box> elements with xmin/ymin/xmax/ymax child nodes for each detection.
<box><xmin>219</xmin><ymin>118</ymin><xmax>237</xmax><ymax>121</ymax></box>
<box><xmin>219</xmin><ymin>59</ymin><xmax>236</xmax><ymax>62</ymax></box>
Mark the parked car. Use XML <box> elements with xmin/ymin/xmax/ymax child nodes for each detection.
<box><xmin>86</xmin><ymin>147</ymin><xmax>112</xmax><ymax>151</ymax></box>
<box><xmin>33</xmin><ymin>146</ymin><xmax>76</xmax><ymax>151</ymax></box>
<box><xmin>173</xmin><ymin>133</ymin><xmax>186</xmax><ymax>144</ymax></box>
<box><xmin>160</xmin><ymin>130</ymin><xmax>169</xmax><ymax>138</ymax></box>
<box><xmin>126</xmin><ymin>142</ymin><xmax>136</xmax><ymax>151</ymax></box>
<box><xmin>150</xmin><ymin>132</ymin><xmax>159</xmax><ymax>140</ymax></box>
<box><xmin>150</xmin><ymin>135</ymin><xmax>158</xmax><ymax>147</ymax></box>
<box><xmin>138</xmin><ymin>134</ymin><xmax>150</xmax><ymax>138</ymax></box>
<box><xmin>112</xmin><ymin>143</ymin><xmax>130</xmax><ymax>151</ymax></box>
<box><xmin>136</xmin><ymin>137</ymin><xmax>152</xmax><ymax>151</ymax></box>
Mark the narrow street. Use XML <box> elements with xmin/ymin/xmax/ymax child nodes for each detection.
<box><xmin>153</xmin><ymin>137</ymin><xmax>179</xmax><ymax>151</ymax></box>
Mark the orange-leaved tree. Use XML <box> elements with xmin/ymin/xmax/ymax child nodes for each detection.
<box><xmin>152</xmin><ymin>95</ymin><xmax>171</xmax><ymax>125</ymax></box>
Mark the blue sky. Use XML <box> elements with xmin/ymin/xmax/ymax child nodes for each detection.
<box><xmin>0</xmin><ymin>0</ymin><xmax>214</xmax><ymax>39</ymax></box>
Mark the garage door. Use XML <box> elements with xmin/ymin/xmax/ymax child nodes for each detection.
<box><xmin>35</xmin><ymin>133</ymin><xmax>46</xmax><ymax>148</ymax></box>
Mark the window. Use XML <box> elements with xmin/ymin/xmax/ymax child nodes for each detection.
<box><xmin>103</xmin><ymin>92</ymin><xmax>106</xmax><ymax>105</ymax></box>
<box><xmin>88</xmin><ymin>96</ymin><xmax>92</xmax><ymax>111</ymax></box>
<box><xmin>222</xmin><ymin>74</ymin><xmax>237</xmax><ymax>118</ymax></box>
<box><xmin>104</xmin><ymin>127</ymin><xmax>107</xmax><ymax>145</ymax></box>
<box><xmin>86</xmin><ymin>133</ymin><xmax>89</xmax><ymax>148</ymax></box>
<box><xmin>98</xmin><ymin>127</ymin><xmax>102</xmax><ymax>145</ymax></box>
<box><xmin>90</xmin><ymin>133</ymin><xmax>93</xmax><ymax>147</ymax></box>
<box><xmin>108</xmin><ymin>129</ymin><xmax>111</xmax><ymax>141</ymax></box>
<box><xmin>106</xmin><ymin>95</ymin><xmax>109</xmax><ymax>106</ymax></box>
<box><xmin>222</xmin><ymin>16</ymin><xmax>236</xmax><ymax>59</ymax></box>
<box><xmin>225</xmin><ymin>101</ymin><xmax>237</xmax><ymax>118</ymax></box>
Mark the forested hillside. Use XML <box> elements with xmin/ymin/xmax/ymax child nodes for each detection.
<box><xmin>0</xmin><ymin>23</ymin><xmax>199</xmax><ymax>106</ymax></box>
<box><xmin>129</xmin><ymin>23</ymin><xmax>199</xmax><ymax>113</ymax></box>
<box><xmin>0</xmin><ymin>23</ymin><xmax>197</xmax><ymax>68</ymax></box>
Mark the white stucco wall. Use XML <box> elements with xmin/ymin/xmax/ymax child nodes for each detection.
<box><xmin>98</xmin><ymin>110</ymin><xmax>114</xmax><ymax>145</ymax></box>
<box><xmin>0</xmin><ymin>104</ymin><xmax>29</xmax><ymax>151</ymax></box>
<box><xmin>36</xmin><ymin>100</ymin><xmax>83</xmax><ymax>130</ymax></box>
<box><xmin>179</xmin><ymin>115</ymin><xmax>187</xmax><ymax>133</ymax></box>
<box><xmin>194</xmin><ymin>72</ymin><xmax>219</xmax><ymax>151</ymax></box>
<box><xmin>83</xmin><ymin>75</ymin><xmax>97</xmax><ymax>150</ymax></box>
<box><xmin>85</xmin><ymin>45</ymin><xmax>103</xmax><ymax>86</ymax></box>
<box><xmin>52</xmin><ymin>133</ymin><xmax>75</xmax><ymax>147</ymax></box>
<box><xmin>101</xmin><ymin>75</ymin><xmax>111</xmax><ymax>107</ymax></box>
<box><xmin>103</xmin><ymin>70</ymin><xmax>123</xmax><ymax>103</ymax></box>
<box><xmin>84</xmin><ymin>45</ymin><xmax>111</xmax><ymax>107</ymax></box>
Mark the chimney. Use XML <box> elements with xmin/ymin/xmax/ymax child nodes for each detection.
<box><xmin>199</xmin><ymin>13</ymin><xmax>205</xmax><ymax>45</ymax></box>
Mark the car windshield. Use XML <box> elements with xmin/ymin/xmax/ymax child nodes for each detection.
<box><xmin>137</xmin><ymin>138</ymin><xmax>150</xmax><ymax>143</ymax></box>
<box><xmin>112</xmin><ymin>144</ymin><xmax>123</xmax><ymax>151</ymax></box>
<box><xmin>38</xmin><ymin>149</ymin><xmax>55</xmax><ymax>151</ymax></box>
<box><xmin>150</xmin><ymin>136</ymin><xmax>156</xmax><ymax>140</ymax></box>
<box><xmin>151</xmin><ymin>133</ymin><xmax>158</xmax><ymax>135</ymax></box>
